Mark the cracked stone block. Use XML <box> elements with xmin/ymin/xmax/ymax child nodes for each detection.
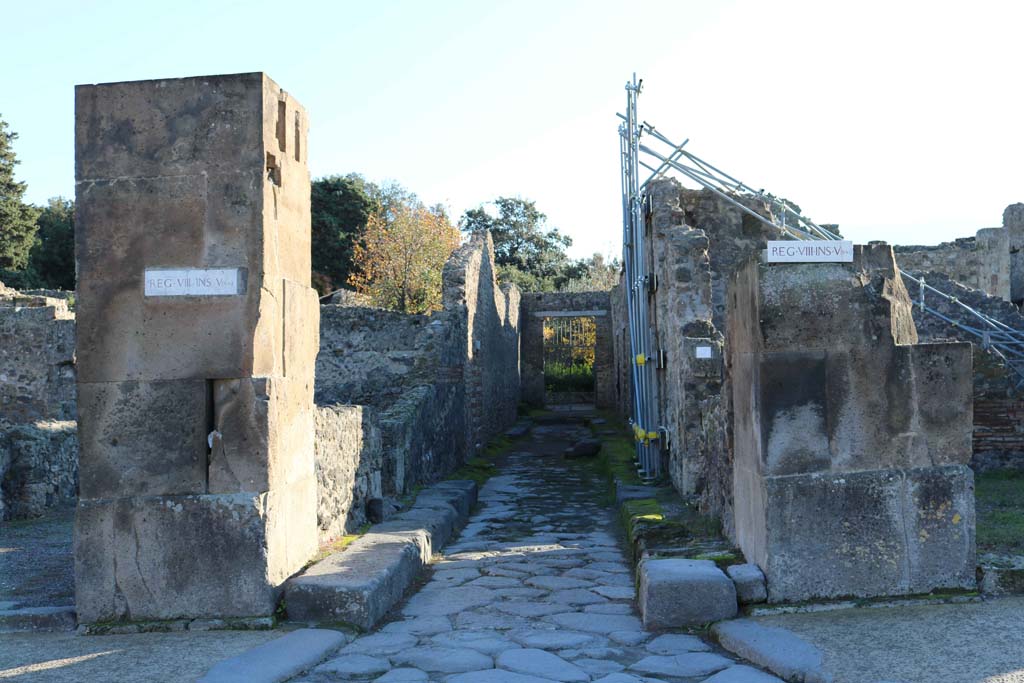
<box><xmin>638</xmin><ymin>559</ymin><xmax>737</xmax><ymax>628</ymax></box>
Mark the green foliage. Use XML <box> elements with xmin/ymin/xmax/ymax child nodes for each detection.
<box><xmin>544</xmin><ymin>360</ymin><xmax>595</xmax><ymax>392</ymax></box>
<box><xmin>975</xmin><ymin>470</ymin><xmax>1024</xmax><ymax>553</ymax></box>
<box><xmin>0</xmin><ymin>116</ymin><xmax>41</xmax><ymax>274</ymax></box>
<box><xmin>560</xmin><ymin>253</ymin><xmax>621</xmax><ymax>292</ymax></box>
<box><xmin>311</xmin><ymin>174</ymin><xmax>373</xmax><ymax>295</ymax></box>
<box><xmin>28</xmin><ymin>197</ymin><xmax>75</xmax><ymax>290</ymax></box>
<box><xmin>460</xmin><ymin>196</ymin><xmax>575</xmax><ymax>292</ymax></box>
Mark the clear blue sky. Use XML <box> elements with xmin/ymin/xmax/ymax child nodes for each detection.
<box><xmin>4</xmin><ymin>0</ymin><xmax>1023</xmax><ymax>259</ymax></box>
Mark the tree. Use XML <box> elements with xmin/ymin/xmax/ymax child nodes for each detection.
<box><xmin>28</xmin><ymin>197</ymin><xmax>75</xmax><ymax>290</ymax></box>
<box><xmin>0</xmin><ymin>116</ymin><xmax>41</xmax><ymax>274</ymax></box>
<box><xmin>460</xmin><ymin>197</ymin><xmax>573</xmax><ymax>292</ymax></box>
<box><xmin>348</xmin><ymin>187</ymin><xmax>461</xmax><ymax>314</ymax></box>
<box><xmin>560</xmin><ymin>253</ymin><xmax>621</xmax><ymax>292</ymax></box>
<box><xmin>311</xmin><ymin>174</ymin><xmax>373</xmax><ymax>295</ymax></box>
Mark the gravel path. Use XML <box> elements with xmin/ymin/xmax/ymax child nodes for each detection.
<box><xmin>294</xmin><ymin>421</ymin><xmax>776</xmax><ymax>682</ymax></box>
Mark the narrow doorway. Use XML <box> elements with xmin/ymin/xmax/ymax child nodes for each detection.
<box><xmin>542</xmin><ymin>316</ymin><xmax>597</xmax><ymax>407</ymax></box>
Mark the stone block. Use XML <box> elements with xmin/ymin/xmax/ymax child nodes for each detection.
<box><xmin>198</xmin><ymin>628</ymin><xmax>348</xmax><ymax>683</ymax></box>
<box><xmin>77</xmin><ymin>380</ymin><xmax>208</xmax><ymax>499</ymax></box>
<box><xmin>726</xmin><ymin>564</ymin><xmax>767</xmax><ymax>604</ymax></box>
<box><xmin>712</xmin><ymin>620</ymin><xmax>830</xmax><ymax>683</ymax></box>
<box><xmin>638</xmin><ymin>558</ymin><xmax>737</xmax><ymax>628</ymax></box>
<box><xmin>285</xmin><ymin>532</ymin><xmax>426</xmax><ymax>629</ymax></box>
<box><xmin>74</xmin><ymin>477</ymin><xmax>316</xmax><ymax>623</ymax></box>
<box><xmin>760</xmin><ymin>466</ymin><xmax>975</xmax><ymax>602</ymax></box>
<box><xmin>209</xmin><ymin>376</ymin><xmax>314</xmax><ymax>493</ymax></box>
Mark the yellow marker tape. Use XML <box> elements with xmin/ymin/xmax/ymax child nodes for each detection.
<box><xmin>952</xmin><ymin>513</ymin><xmax>961</xmax><ymax>524</ymax></box>
<box><xmin>636</xmin><ymin>354</ymin><xmax>647</xmax><ymax>366</ymax></box>
<box><xmin>647</xmin><ymin>431</ymin><xmax>660</xmax><ymax>441</ymax></box>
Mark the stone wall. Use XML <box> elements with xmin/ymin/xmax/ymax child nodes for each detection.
<box><xmin>520</xmin><ymin>291</ymin><xmax>613</xmax><ymax>408</ymax></box>
<box><xmin>900</xmin><ymin>269</ymin><xmax>1024</xmax><ymax>471</ymax></box>
<box><xmin>0</xmin><ymin>283</ymin><xmax>77</xmax><ymax>520</ymax></box>
<box><xmin>895</xmin><ymin>228</ymin><xmax>1010</xmax><ymax>301</ymax></box>
<box><xmin>313</xmin><ymin>233</ymin><xmax>520</xmax><ymax>540</ymax></box>
<box><xmin>728</xmin><ymin>245</ymin><xmax>975</xmax><ymax>602</ymax></box>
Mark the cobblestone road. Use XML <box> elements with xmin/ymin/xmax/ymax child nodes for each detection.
<box><xmin>296</xmin><ymin>421</ymin><xmax>779</xmax><ymax>682</ymax></box>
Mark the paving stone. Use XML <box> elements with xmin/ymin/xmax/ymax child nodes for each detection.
<box><xmin>483</xmin><ymin>566</ymin><xmax>530</xmax><ymax>578</ymax></box>
<box><xmin>495</xmin><ymin>601</ymin><xmax>568</xmax><ymax>618</ymax></box>
<box><xmin>493</xmin><ymin>587</ymin><xmax>547</xmax><ymax>599</ymax></box>
<box><xmin>711</xmin><ymin>620</ymin><xmax>828</xmax><ymax>683</ymax></box>
<box><xmin>402</xmin><ymin>586</ymin><xmax>497</xmax><ymax>617</ymax></box>
<box><xmin>525</xmin><ymin>576</ymin><xmax>594</xmax><ymax>590</ymax></box>
<box><xmin>381</xmin><ymin>616</ymin><xmax>453</xmax><ymax>636</ymax></box>
<box><xmin>392</xmin><ymin>646</ymin><xmax>493</xmax><ymax>674</ymax></box>
<box><xmin>549</xmin><ymin>588</ymin><xmax>608</xmax><ymax>605</ymax></box>
<box><xmin>199</xmin><ymin>628</ymin><xmax>349</xmax><ymax>683</ymax></box>
<box><xmin>432</xmin><ymin>568</ymin><xmax>482</xmax><ymax>587</ymax></box>
<box><xmin>340</xmin><ymin>632</ymin><xmax>419</xmax><ymax>656</ymax></box>
<box><xmin>585</xmin><ymin>603</ymin><xmax>634</xmax><ymax>614</ymax></box>
<box><xmin>455</xmin><ymin>611</ymin><xmax>536</xmax><ymax>631</ymax></box>
<box><xmin>645</xmin><ymin>633</ymin><xmax>712</xmax><ymax>654</ymax></box>
<box><xmin>629</xmin><ymin>653</ymin><xmax>733</xmax><ymax>677</ymax></box>
<box><xmin>589</xmin><ymin>562</ymin><xmax>631</xmax><ymax>573</ymax></box>
<box><xmin>314</xmin><ymin>653</ymin><xmax>391</xmax><ymax>678</ymax></box>
<box><xmin>375</xmin><ymin>669</ymin><xmax>429</xmax><ymax>682</ymax></box>
<box><xmin>576</xmin><ymin>658</ymin><xmax>626</xmax><ymax>675</ymax></box>
<box><xmin>591</xmin><ymin>585</ymin><xmax>634</xmax><ymax>600</ymax></box>
<box><xmin>608</xmin><ymin>630</ymin><xmax>651</xmax><ymax>646</ymax></box>
<box><xmin>511</xmin><ymin>629</ymin><xmax>596</xmax><ymax>649</ymax></box>
<box><xmin>592</xmin><ymin>675</ymin><xmax>664</xmax><ymax>683</ymax></box>
<box><xmin>547</xmin><ymin>612</ymin><xmax>643</xmax><ymax>634</ymax></box>
<box><xmin>446</xmin><ymin>670</ymin><xmax>551</xmax><ymax>683</ymax></box>
<box><xmin>726</xmin><ymin>564</ymin><xmax>768</xmax><ymax>604</ymax></box>
<box><xmin>431</xmin><ymin>630</ymin><xmax>523</xmax><ymax>655</ymax></box>
<box><xmin>465</xmin><ymin>576</ymin><xmax>523</xmax><ymax>589</ymax></box>
<box><xmin>703</xmin><ymin>665</ymin><xmax>787</xmax><ymax>682</ymax></box>
<box><xmin>497</xmin><ymin>648</ymin><xmax>590</xmax><ymax>682</ymax></box>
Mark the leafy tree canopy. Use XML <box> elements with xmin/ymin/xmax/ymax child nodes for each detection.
<box><xmin>460</xmin><ymin>196</ymin><xmax>574</xmax><ymax>292</ymax></box>
<box><xmin>0</xmin><ymin>116</ymin><xmax>41</xmax><ymax>274</ymax></box>
<box><xmin>28</xmin><ymin>197</ymin><xmax>75</xmax><ymax>290</ymax></box>
<box><xmin>311</xmin><ymin>173</ymin><xmax>373</xmax><ymax>295</ymax></box>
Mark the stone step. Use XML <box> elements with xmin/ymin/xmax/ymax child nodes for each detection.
<box><xmin>0</xmin><ymin>605</ymin><xmax>77</xmax><ymax>633</ymax></box>
<box><xmin>198</xmin><ymin>627</ymin><xmax>348</xmax><ymax>683</ymax></box>
<box><xmin>285</xmin><ymin>480</ymin><xmax>477</xmax><ymax>630</ymax></box>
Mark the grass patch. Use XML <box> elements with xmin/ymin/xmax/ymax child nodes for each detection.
<box><xmin>306</xmin><ymin>527</ymin><xmax>368</xmax><ymax>568</ymax></box>
<box><xmin>544</xmin><ymin>361</ymin><xmax>595</xmax><ymax>392</ymax></box>
<box><xmin>449</xmin><ymin>434</ymin><xmax>515</xmax><ymax>487</ymax></box>
<box><xmin>976</xmin><ymin>470</ymin><xmax>1024</xmax><ymax>554</ymax></box>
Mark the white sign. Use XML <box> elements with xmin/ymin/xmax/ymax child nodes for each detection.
<box><xmin>766</xmin><ymin>240</ymin><xmax>854</xmax><ymax>263</ymax></box>
<box><xmin>144</xmin><ymin>268</ymin><xmax>243</xmax><ymax>297</ymax></box>
<box><xmin>695</xmin><ymin>346</ymin><xmax>713</xmax><ymax>359</ymax></box>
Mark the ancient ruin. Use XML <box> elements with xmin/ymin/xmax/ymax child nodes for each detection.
<box><xmin>2</xmin><ymin>70</ymin><xmax>1023</xmax><ymax>682</ymax></box>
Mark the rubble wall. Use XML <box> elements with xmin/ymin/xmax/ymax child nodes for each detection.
<box><xmin>895</xmin><ymin>228</ymin><xmax>1010</xmax><ymax>301</ymax></box>
<box><xmin>520</xmin><ymin>291</ymin><xmax>614</xmax><ymax>408</ymax></box>
<box><xmin>901</xmin><ymin>269</ymin><xmax>1024</xmax><ymax>471</ymax></box>
<box><xmin>314</xmin><ymin>233</ymin><xmax>520</xmax><ymax>540</ymax></box>
<box><xmin>0</xmin><ymin>285</ymin><xmax>77</xmax><ymax>520</ymax></box>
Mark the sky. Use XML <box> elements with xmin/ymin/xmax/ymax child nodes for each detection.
<box><xmin>3</xmin><ymin>0</ymin><xmax>1023</xmax><ymax>260</ymax></box>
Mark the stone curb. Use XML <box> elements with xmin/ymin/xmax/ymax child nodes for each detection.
<box><xmin>284</xmin><ymin>479</ymin><xmax>478</xmax><ymax>629</ymax></box>
<box><xmin>198</xmin><ymin>627</ymin><xmax>349</xmax><ymax>683</ymax></box>
<box><xmin>711</xmin><ymin>619</ymin><xmax>833</xmax><ymax>683</ymax></box>
<box><xmin>0</xmin><ymin>605</ymin><xmax>77</xmax><ymax>633</ymax></box>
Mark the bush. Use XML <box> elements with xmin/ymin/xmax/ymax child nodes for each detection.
<box><xmin>544</xmin><ymin>360</ymin><xmax>594</xmax><ymax>392</ymax></box>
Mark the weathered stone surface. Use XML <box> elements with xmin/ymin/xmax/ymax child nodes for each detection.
<box><xmin>314</xmin><ymin>404</ymin><xmax>383</xmax><ymax>542</ymax></box>
<box><xmin>497</xmin><ymin>648</ymin><xmax>589</xmax><ymax>681</ymax></box>
<box><xmin>703</xmin><ymin>665</ymin><xmax>786</xmax><ymax>682</ymax></box>
<box><xmin>726</xmin><ymin>564</ymin><xmax>767</xmax><ymax>604</ymax></box>
<box><xmin>638</xmin><ymin>559</ymin><xmax>737</xmax><ymax>628</ymax></box>
<box><xmin>896</xmin><ymin>227</ymin><xmax>1011</xmax><ymax>301</ymax></box>
<box><xmin>74</xmin><ymin>72</ymin><xmax>320</xmax><ymax>624</ymax></box>
<box><xmin>375</xmin><ymin>669</ymin><xmax>429</xmax><ymax>682</ymax></box>
<box><xmin>712</xmin><ymin>620</ymin><xmax>831</xmax><ymax>683</ymax></box>
<box><xmin>314</xmin><ymin>653</ymin><xmax>390</xmax><ymax>677</ymax></box>
<box><xmin>547</xmin><ymin>612</ymin><xmax>643</xmax><ymax>634</ymax></box>
<box><xmin>645</xmin><ymin>633</ymin><xmax>712</xmax><ymax>654</ymax></box>
<box><xmin>391</xmin><ymin>646</ymin><xmax>492</xmax><ymax>673</ymax></box>
<box><xmin>0</xmin><ymin>420</ymin><xmax>77</xmax><ymax>520</ymax></box>
<box><xmin>77</xmin><ymin>379</ymin><xmax>209</xmax><ymax>498</ymax></box>
<box><xmin>75</xmin><ymin>481</ymin><xmax>316</xmax><ymax>622</ymax></box>
<box><xmin>630</xmin><ymin>653</ymin><xmax>733</xmax><ymax>677</ymax></box>
<box><xmin>729</xmin><ymin>245</ymin><xmax>976</xmax><ymax>602</ymax></box>
<box><xmin>564</xmin><ymin>439</ymin><xmax>603</xmax><ymax>459</ymax></box>
<box><xmin>447</xmin><ymin>671</ymin><xmax>550</xmax><ymax>683</ymax></box>
<box><xmin>198</xmin><ymin>628</ymin><xmax>347</xmax><ymax>683</ymax></box>
<box><xmin>0</xmin><ymin>606</ymin><xmax>76</xmax><ymax>633</ymax></box>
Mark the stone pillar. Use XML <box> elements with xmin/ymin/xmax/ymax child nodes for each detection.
<box><xmin>728</xmin><ymin>244</ymin><xmax>976</xmax><ymax>602</ymax></box>
<box><xmin>74</xmin><ymin>73</ymin><xmax>319</xmax><ymax>623</ymax></box>
<box><xmin>1005</xmin><ymin>203</ymin><xmax>1024</xmax><ymax>304</ymax></box>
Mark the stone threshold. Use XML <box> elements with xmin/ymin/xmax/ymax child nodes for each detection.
<box><xmin>283</xmin><ymin>479</ymin><xmax>478</xmax><ymax>630</ymax></box>
<box><xmin>0</xmin><ymin>605</ymin><xmax>76</xmax><ymax>633</ymax></box>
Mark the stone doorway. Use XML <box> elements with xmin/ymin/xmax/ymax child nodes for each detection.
<box><xmin>542</xmin><ymin>315</ymin><xmax>597</xmax><ymax>406</ymax></box>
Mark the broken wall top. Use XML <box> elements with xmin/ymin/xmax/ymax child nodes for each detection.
<box><xmin>75</xmin><ymin>72</ymin><xmax>313</xmax><ymax>382</ymax></box>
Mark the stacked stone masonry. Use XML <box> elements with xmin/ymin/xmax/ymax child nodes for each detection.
<box><xmin>0</xmin><ymin>282</ymin><xmax>77</xmax><ymax>520</ymax></box>
<box><xmin>314</xmin><ymin>233</ymin><xmax>521</xmax><ymax>541</ymax></box>
<box><xmin>74</xmin><ymin>73</ymin><xmax>320</xmax><ymax>623</ymax></box>
<box><xmin>895</xmin><ymin>228</ymin><xmax>1010</xmax><ymax>301</ymax></box>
